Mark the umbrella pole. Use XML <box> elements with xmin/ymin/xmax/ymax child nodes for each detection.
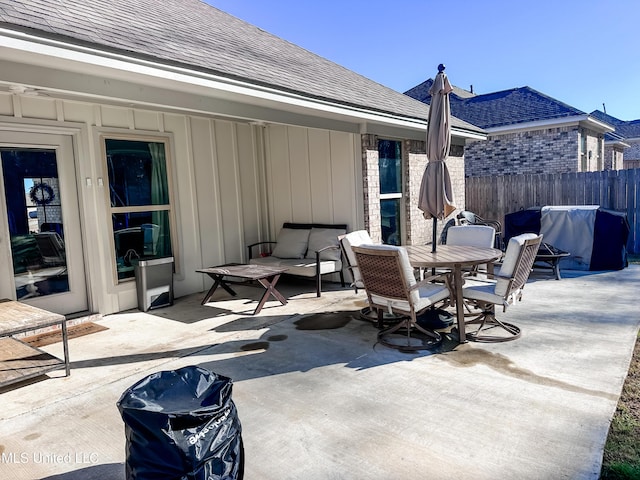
<box><xmin>432</xmin><ymin>218</ymin><xmax>437</xmax><ymax>253</ymax></box>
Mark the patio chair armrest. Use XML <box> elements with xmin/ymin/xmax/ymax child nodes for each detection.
<box><xmin>410</xmin><ymin>272</ymin><xmax>452</xmax><ymax>290</ymax></box>
<box><xmin>314</xmin><ymin>245</ymin><xmax>341</xmax><ymax>263</ymax></box>
<box><xmin>315</xmin><ymin>244</ymin><xmax>340</xmax><ymax>254</ymax></box>
<box><xmin>247</xmin><ymin>241</ymin><xmax>277</xmax><ymax>260</ymax></box>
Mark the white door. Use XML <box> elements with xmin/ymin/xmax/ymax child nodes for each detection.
<box><xmin>0</xmin><ymin>131</ymin><xmax>88</xmax><ymax>315</ymax></box>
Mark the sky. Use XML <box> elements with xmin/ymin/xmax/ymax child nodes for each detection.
<box><xmin>206</xmin><ymin>0</ymin><xmax>640</xmax><ymax>121</ymax></box>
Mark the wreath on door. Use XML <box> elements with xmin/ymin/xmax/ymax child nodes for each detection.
<box><xmin>29</xmin><ymin>182</ymin><xmax>55</xmax><ymax>205</ymax></box>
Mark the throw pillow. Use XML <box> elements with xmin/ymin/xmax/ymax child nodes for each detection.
<box><xmin>306</xmin><ymin>228</ymin><xmax>346</xmax><ymax>261</ymax></box>
<box><xmin>271</xmin><ymin>228</ymin><xmax>310</xmax><ymax>259</ymax></box>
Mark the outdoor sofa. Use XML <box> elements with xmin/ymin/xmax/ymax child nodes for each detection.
<box><xmin>247</xmin><ymin>222</ymin><xmax>347</xmax><ymax>297</ymax></box>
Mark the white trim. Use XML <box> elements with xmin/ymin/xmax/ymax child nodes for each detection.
<box><xmin>486</xmin><ymin>115</ymin><xmax>615</xmax><ymax>135</ymax></box>
<box><xmin>605</xmin><ymin>140</ymin><xmax>631</xmax><ymax>148</ymax></box>
<box><xmin>0</xmin><ymin>28</ymin><xmax>486</xmax><ymax>141</ymax></box>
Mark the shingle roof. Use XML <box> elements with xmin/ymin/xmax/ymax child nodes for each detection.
<box><xmin>406</xmin><ymin>82</ymin><xmax>586</xmax><ymax>129</ymax></box>
<box><xmin>590</xmin><ymin>110</ymin><xmax>640</xmax><ymax>139</ymax></box>
<box><xmin>0</xmin><ymin>0</ymin><xmax>483</xmax><ymax>134</ymax></box>
<box><xmin>404</xmin><ymin>78</ymin><xmax>475</xmax><ymax>102</ymax></box>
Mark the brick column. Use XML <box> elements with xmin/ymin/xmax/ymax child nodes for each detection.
<box><xmin>361</xmin><ymin>134</ymin><xmax>382</xmax><ymax>242</ymax></box>
<box><xmin>405</xmin><ymin>139</ymin><xmax>429</xmax><ymax>245</ymax></box>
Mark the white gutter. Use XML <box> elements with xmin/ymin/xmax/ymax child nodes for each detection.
<box><xmin>486</xmin><ymin>115</ymin><xmax>615</xmax><ymax>134</ymax></box>
<box><xmin>0</xmin><ymin>28</ymin><xmax>483</xmax><ymax>140</ymax></box>
<box><xmin>605</xmin><ymin>139</ymin><xmax>631</xmax><ymax>148</ymax></box>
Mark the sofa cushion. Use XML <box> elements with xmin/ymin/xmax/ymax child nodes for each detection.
<box><xmin>305</xmin><ymin>227</ymin><xmax>346</xmax><ymax>261</ymax></box>
<box><xmin>271</xmin><ymin>228</ymin><xmax>310</xmax><ymax>259</ymax></box>
<box><xmin>250</xmin><ymin>256</ymin><xmax>342</xmax><ymax>277</ymax></box>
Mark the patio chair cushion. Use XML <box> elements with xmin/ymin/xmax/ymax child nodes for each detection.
<box><xmin>340</xmin><ymin>230</ymin><xmax>374</xmax><ymax>288</ymax></box>
<box><xmin>446</xmin><ymin>225</ymin><xmax>495</xmax><ymax>247</ymax></box>
<box><xmin>496</xmin><ymin>233</ymin><xmax>539</xmax><ymax>296</ymax></box>
<box><xmin>354</xmin><ymin>243</ymin><xmax>449</xmax><ymax>313</ymax></box>
<box><xmin>250</xmin><ymin>255</ymin><xmax>342</xmax><ymax>277</ymax></box>
<box><xmin>271</xmin><ymin>228</ymin><xmax>311</xmax><ymax>259</ymax></box>
<box><xmin>461</xmin><ymin>278</ymin><xmax>504</xmax><ymax>305</ymax></box>
<box><xmin>371</xmin><ymin>283</ymin><xmax>450</xmax><ymax>314</ymax></box>
<box><xmin>305</xmin><ymin>227</ymin><xmax>346</xmax><ymax>261</ymax></box>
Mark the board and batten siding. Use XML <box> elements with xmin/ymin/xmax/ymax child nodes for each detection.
<box><xmin>263</xmin><ymin>124</ymin><xmax>361</xmax><ymax>237</ymax></box>
<box><xmin>0</xmin><ymin>92</ymin><xmax>362</xmax><ymax>313</ymax></box>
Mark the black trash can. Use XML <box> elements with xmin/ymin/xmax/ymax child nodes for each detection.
<box><xmin>117</xmin><ymin>365</ymin><xmax>244</xmax><ymax>480</ymax></box>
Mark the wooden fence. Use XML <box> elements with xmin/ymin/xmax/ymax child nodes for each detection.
<box><xmin>465</xmin><ymin>168</ymin><xmax>640</xmax><ymax>254</ymax></box>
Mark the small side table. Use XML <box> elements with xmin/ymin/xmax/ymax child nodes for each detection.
<box><xmin>534</xmin><ymin>244</ymin><xmax>570</xmax><ymax>280</ymax></box>
<box><xmin>196</xmin><ymin>264</ymin><xmax>288</xmax><ymax>315</ymax></box>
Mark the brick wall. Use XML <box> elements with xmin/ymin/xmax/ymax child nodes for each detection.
<box><xmin>604</xmin><ymin>144</ymin><xmax>625</xmax><ymax>170</ymax></box>
<box><xmin>624</xmin><ymin>140</ymin><xmax>640</xmax><ymax>169</ymax></box>
<box><xmin>361</xmin><ymin>134</ymin><xmax>382</xmax><ymax>242</ymax></box>
<box><xmin>463</xmin><ymin>125</ymin><xmax>604</xmax><ymax>177</ymax></box>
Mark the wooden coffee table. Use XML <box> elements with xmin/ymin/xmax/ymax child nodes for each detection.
<box><xmin>0</xmin><ymin>299</ymin><xmax>70</xmax><ymax>388</ymax></box>
<box><xmin>196</xmin><ymin>264</ymin><xmax>288</xmax><ymax>315</ymax></box>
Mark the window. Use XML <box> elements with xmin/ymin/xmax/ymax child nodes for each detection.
<box><xmin>104</xmin><ymin>138</ymin><xmax>173</xmax><ymax>281</ymax></box>
<box><xmin>580</xmin><ymin>131</ymin><xmax>587</xmax><ymax>171</ymax></box>
<box><xmin>378</xmin><ymin>139</ymin><xmax>402</xmax><ymax>245</ymax></box>
<box><xmin>597</xmin><ymin>138</ymin><xmax>603</xmax><ymax>170</ymax></box>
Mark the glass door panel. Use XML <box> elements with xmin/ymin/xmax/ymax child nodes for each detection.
<box><xmin>2</xmin><ymin>150</ymin><xmax>69</xmax><ymax>300</ymax></box>
<box><xmin>0</xmin><ymin>132</ymin><xmax>87</xmax><ymax>315</ymax></box>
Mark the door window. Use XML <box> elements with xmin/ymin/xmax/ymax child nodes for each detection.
<box><xmin>1</xmin><ymin>149</ymin><xmax>69</xmax><ymax>300</ymax></box>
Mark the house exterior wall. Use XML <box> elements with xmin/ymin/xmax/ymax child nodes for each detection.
<box><xmin>361</xmin><ymin>135</ymin><xmax>465</xmax><ymax>246</ymax></box>
<box><xmin>0</xmin><ymin>92</ymin><xmax>362</xmax><ymax>314</ymax></box>
<box><xmin>623</xmin><ymin>140</ymin><xmax>640</xmax><ymax>169</ymax></box>
<box><xmin>604</xmin><ymin>144</ymin><xmax>625</xmax><ymax>170</ymax></box>
<box><xmin>262</xmin><ymin>124</ymin><xmax>361</xmax><ymax>236</ymax></box>
<box><xmin>464</xmin><ymin>126</ymin><xmax>605</xmax><ymax>177</ymax></box>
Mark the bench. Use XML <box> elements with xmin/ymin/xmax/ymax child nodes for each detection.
<box><xmin>247</xmin><ymin>222</ymin><xmax>347</xmax><ymax>297</ymax></box>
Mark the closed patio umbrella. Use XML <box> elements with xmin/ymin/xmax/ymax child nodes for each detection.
<box><xmin>418</xmin><ymin>64</ymin><xmax>455</xmax><ymax>252</ymax></box>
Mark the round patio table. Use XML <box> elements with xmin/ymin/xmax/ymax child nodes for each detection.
<box><xmin>405</xmin><ymin>245</ymin><xmax>503</xmax><ymax>343</ymax></box>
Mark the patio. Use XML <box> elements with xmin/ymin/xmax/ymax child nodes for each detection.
<box><xmin>1</xmin><ymin>265</ymin><xmax>639</xmax><ymax>479</ymax></box>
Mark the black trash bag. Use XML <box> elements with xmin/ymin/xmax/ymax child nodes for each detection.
<box><xmin>117</xmin><ymin>365</ymin><xmax>244</xmax><ymax>480</ymax></box>
<box><xmin>416</xmin><ymin>308</ymin><xmax>454</xmax><ymax>330</ymax></box>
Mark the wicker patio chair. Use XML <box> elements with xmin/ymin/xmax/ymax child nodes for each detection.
<box><xmin>339</xmin><ymin>231</ymin><xmax>406</xmax><ymax>325</ymax></box>
<box><xmin>352</xmin><ymin>244</ymin><xmax>452</xmax><ymax>351</ymax></box>
<box><xmin>461</xmin><ymin>233</ymin><xmax>542</xmax><ymax>342</ymax></box>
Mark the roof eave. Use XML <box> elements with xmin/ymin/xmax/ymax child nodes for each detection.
<box><xmin>605</xmin><ymin>140</ymin><xmax>631</xmax><ymax>148</ymax></box>
<box><xmin>0</xmin><ymin>27</ymin><xmax>486</xmax><ymax>141</ymax></box>
<box><xmin>484</xmin><ymin>115</ymin><xmax>615</xmax><ymax>135</ymax></box>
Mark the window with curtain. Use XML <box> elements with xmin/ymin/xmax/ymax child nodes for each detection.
<box><xmin>105</xmin><ymin>138</ymin><xmax>173</xmax><ymax>281</ymax></box>
<box><xmin>378</xmin><ymin>139</ymin><xmax>403</xmax><ymax>245</ymax></box>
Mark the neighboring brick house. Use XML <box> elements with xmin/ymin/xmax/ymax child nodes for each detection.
<box><xmin>590</xmin><ymin>110</ymin><xmax>640</xmax><ymax>170</ymax></box>
<box><xmin>406</xmin><ymin>82</ymin><xmax>615</xmax><ymax>177</ymax></box>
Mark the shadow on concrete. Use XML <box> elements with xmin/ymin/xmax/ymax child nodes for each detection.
<box><xmin>40</xmin><ymin>463</ymin><xmax>124</xmax><ymax>480</ymax></box>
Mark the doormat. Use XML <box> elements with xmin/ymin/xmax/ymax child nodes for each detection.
<box><xmin>23</xmin><ymin>322</ymin><xmax>109</xmax><ymax>348</ymax></box>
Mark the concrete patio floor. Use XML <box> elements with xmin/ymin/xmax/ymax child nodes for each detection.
<box><xmin>1</xmin><ymin>265</ymin><xmax>639</xmax><ymax>480</ymax></box>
